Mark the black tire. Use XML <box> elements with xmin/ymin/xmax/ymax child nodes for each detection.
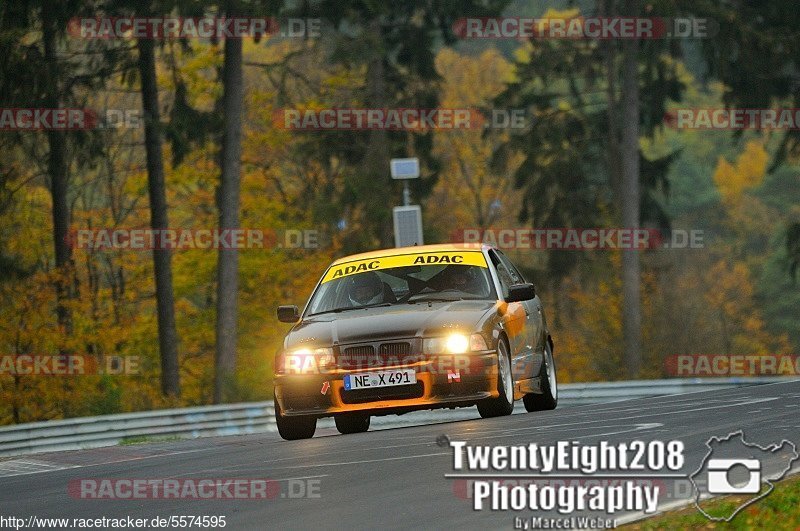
<box><xmin>523</xmin><ymin>340</ymin><xmax>558</xmax><ymax>412</ymax></box>
<box><xmin>334</xmin><ymin>413</ymin><xmax>370</xmax><ymax>434</ymax></box>
<box><xmin>478</xmin><ymin>337</ymin><xmax>515</xmax><ymax>418</ymax></box>
<box><xmin>275</xmin><ymin>399</ymin><xmax>317</xmax><ymax>440</ymax></box>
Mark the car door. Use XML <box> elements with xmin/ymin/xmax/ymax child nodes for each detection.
<box><xmin>496</xmin><ymin>250</ymin><xmax>543</xmax><ymax>382</ymax></box>
<box><xmin>487</xmin><ymin>250</ymin><xmax>529</xmax><ymax>383</ymax></box>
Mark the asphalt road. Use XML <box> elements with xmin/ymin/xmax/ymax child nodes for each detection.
<box><xmin>1</xmin><ymin>379</ymin><xmax>798</xmax><ymax>530</ymax></box>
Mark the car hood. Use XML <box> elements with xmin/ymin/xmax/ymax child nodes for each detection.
<box><xmin>283</xmin><ymin>300</ymin><xmax>498</xmax><ymax>349</ymax></box>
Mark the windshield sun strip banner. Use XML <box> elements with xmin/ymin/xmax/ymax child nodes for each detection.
<box><xmin>321</xmin><ymin>251</ymin><xmax>488</xmax><ymax>283</ymax></box>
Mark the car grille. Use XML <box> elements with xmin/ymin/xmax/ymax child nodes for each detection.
<box><xmin>342</xmin><ymin>345</ymin><xmax>375</xmax><ymax>357</ymax></box>
<box><xmin>379</xmin><ymin>342</ymin><xmax>411</xmax><ymax>356</ymax></box>
<box><xmin>338</xmin><ymin>341</ymin><xmax>415</xmax><ymax>369</ymax></box>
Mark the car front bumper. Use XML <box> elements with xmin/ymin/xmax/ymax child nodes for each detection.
<box><xmin>274</xmin><ymin>350</ymin><xmax>499</xmax><ymax>417</ymax></box>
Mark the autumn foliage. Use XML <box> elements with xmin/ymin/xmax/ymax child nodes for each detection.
<box><xmin>1</xmin><ymin>5</ymin><xmax>799</xmax><ymax>424</ymax></box>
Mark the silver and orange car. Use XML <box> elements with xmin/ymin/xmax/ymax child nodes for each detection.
<box><xmin>273</xmin><ymin>244</ymin><xmax>557</xmax><ymax>439</ymax></box>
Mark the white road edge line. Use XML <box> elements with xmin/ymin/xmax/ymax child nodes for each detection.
<box><xmin>0</xmin><ymin>447</ymin><xmax>217</xmax><ymax>478</ymax></box>
<box><xmin>270</xmin><ymin>451</ymin><xmax>450</xmax><ymax>470</ymax></box>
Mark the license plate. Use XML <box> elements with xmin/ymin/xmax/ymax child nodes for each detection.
<box><xmin>344</xmin><ymin>369</ymin><xmax>416</xmax><ymax>391</ymax></box>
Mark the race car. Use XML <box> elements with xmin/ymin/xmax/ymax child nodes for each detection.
<box><xmin>273</xmin><ymin>243</ymin><xmax>557</xmax><ymax>440</ymax></box>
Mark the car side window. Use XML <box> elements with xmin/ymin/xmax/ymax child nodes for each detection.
<box><xmin>496</xmin><ymin>251</ymin><xmax>526</xmax><ymax>284</ymax></box>
<box><xmin>489</xmin><ymin>250</ymin><xmax>514</xmax><ymax>299</ymax></box>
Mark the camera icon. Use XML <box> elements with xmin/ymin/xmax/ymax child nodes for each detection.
<box><xmin>707</xmin><ymin>458</ymin><xmax>761</xmax><ymax>494</ymax></box>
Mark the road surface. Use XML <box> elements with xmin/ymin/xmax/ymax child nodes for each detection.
<box><xmin>1</xmin><ymin>379</ymin><xmax>798</xmax><ymax>529</ymax></box>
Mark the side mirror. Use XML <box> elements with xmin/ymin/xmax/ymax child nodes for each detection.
<box><xmin>277</xmin><ymin>305</ymin><xmax>300</xmax><ymax>323</ymax></box>
<box><xmin>506</xmin><ymin>283</ymin><xmax>536</xmax><ymax>303</ymax></box>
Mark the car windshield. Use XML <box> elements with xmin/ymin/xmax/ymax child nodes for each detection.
<box><xmin>306</xmin><ymin>263</ymin><xmax>496</xmax><ymax>316</ymax></box>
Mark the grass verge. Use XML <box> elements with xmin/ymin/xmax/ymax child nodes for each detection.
<box><xmin>626</xmin><ymin>472</ymin><xmax>800</xmax><ymax>530</ymax></box>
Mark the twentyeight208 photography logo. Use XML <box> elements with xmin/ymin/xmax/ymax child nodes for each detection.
<box><xmin>690</xmin><ymin>431</ymin><xmax>799</xmax><ymax>522</ymax></box>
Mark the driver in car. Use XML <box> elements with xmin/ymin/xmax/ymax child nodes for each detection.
<box><xmin>438</xmin><ymin>266</ymin><xmax>485</xmax><ymax>296</ymax></box>
<box><xmin>347</xmin><ymin>272</ymin><xmax>385</xmax><ymax>307</ymax></box>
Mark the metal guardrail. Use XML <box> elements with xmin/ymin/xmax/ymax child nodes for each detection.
<box><xmin>0</xmin><ymin>403</ymin><xmax>277</xmax><ymax>456</ymax></box>
<box><xmin>0</xmin><ymin>377</ymin><xmax>793</xmax><ymax>457</ymax></box>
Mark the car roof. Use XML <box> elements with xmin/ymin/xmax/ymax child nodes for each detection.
<box><xmin>330</xmin><ymin>243</ymin><xmax>491</xmax><ymax>266</ymax></box>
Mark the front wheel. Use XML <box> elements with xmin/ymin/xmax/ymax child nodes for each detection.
<box><xmin>523</xmin><ymin>340</ymin><xmax>558</xmax><ymax>412</ymax></box>
<box><xmin>275</xmin><ymin>399</ymin><xmax>317</xmax><ymax>440</ymax></box>
<box><xmin>478</xmin><ymin>338</ymin><xmax>515</xmax><ymax>418</ymax></box>
<box><xmin>335</xmin><ymin>413</ymin><xmax>370</xmax><ymax>434</ymax></box>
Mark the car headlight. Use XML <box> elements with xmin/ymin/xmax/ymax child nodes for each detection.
<box><xmin>423</xmin><ymin>333</ymin><xmax>488</xmax><ymax>354</ymax></box>
<box><xmin>277</xmin><ymin>347</ymin><xmax>335</xmax><ymax>374</ymax></box>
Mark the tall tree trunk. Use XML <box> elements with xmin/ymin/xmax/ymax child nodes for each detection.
<box><xmin>600</xmin><ymin>0</ymin><xmax>622</xmax><ymax>202</ymax></box>
<box><xmin>214</xmin><ymin>34</ymin><xmax>243</xmax><ymax>404</ymax></box>
<box><xmin>41</xmin><ymin>4</ymin><xmax>72</xmax><ymax>338</ymax></box>
<box><xmin>621</xmin><ymin>0</ymin><xmax>642</xmax><ymax>378</ymax></box>
<box><xmin>362</xmin><ymin>19</ymin><xmax>391</xmax><ymax>248</ymax></box>
<box><xmin>137</xmin><ymin>38</ymin><xmax>181</xmax><ymax>397</ymax></box>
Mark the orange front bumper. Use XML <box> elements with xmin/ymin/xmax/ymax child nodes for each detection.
<box><xmin>274</xmin><ymin>351</ymin><xmax>498</xmax><ymax>417</ymax></box>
